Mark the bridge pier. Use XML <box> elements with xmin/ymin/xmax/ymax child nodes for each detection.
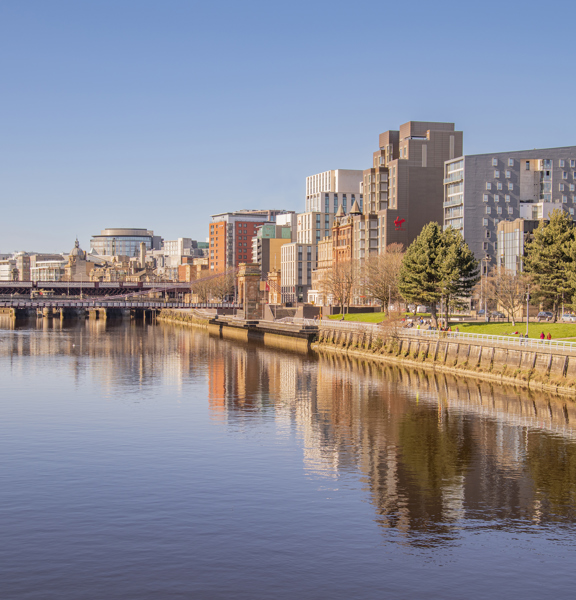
<box><xmin>42</xmin><ymin>307</ymin><xmax>54</xmax><ymax>319</ymax></box>
<box><xmin>88</xmin><ymin>308</ymin><xmax>107</xmax><ymax>320</ymax></box>
<box><xmin>59</xmin><ymin>307</ymin><xmax>86</xmax><ymax>320</ymax></box>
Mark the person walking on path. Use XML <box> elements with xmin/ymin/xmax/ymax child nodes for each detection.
<box><xmin>547</xmin><ymin>332</ymin><xmax>552</xmax><ymax>340</ymax></box>
<box><xmin>540</xmin><ymin>332</ymin><xmax>545</xmax><ymax>340</ymax></box>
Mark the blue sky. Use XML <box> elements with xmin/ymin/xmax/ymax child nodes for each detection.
<box><xmin>1</xmin><ymin>0</ymin><xmax>576</xmax><ymax>252</ymax></box>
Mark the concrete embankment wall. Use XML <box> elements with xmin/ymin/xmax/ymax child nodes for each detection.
<box><xmin>208</xmin><ymin>320</ymin><xmax>312</xmax><ymax>352</ymax></box>
<box><xmin>158</xmin><ymin>309</ymin><xmax>209</xmax><ymax>329</ymax></box>
<box><xmin>158</xmin><ymin>310</ymin><xmax>312</xmax><ymax>352</ymax></box>
<box><xmin>314</xmin><ymin>327</ymin><xmax>576</xmax><ymax>395</ymax></box>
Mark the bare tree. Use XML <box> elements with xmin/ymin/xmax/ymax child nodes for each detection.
<box><xmin>209</xmin><ymin>271</ymin><xmax>235</xmax><ymax>302</ymax></box>
<box><xmin>485</xmin><ymin>266</ymin><xmax>530</xmax><ymax>325</ymax></box>
<box><xmin>363</xmin><ymin>244</ymin><xmax>404</xmax><ymax>314</ymax></box>
<box><xmin>191</xmin><ymin>275</ymin><xmax>213</xmax><ymax>303</ymax></box>
<box><xmin>320</xmin><ymin>260</ymin><xmax>359</xmax><ymax>315</ymax></box>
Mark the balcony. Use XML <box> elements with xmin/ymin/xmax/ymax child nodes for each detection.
<box><xmin>443</xmin><ymin>172</ymin><xmax>463</xmax><ymax>185</ymax></box>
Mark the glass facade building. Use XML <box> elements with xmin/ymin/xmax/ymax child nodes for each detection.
<box><xmin>90</xmin><ymin>229</ymin><xmax>158</xmax><ymax>257</ymax></box>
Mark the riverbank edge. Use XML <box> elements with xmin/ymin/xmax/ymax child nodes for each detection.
<box><xmin>312</xmin><ymin>339</ymin><xmax>576</xmax><ymax>397</ymax></box>
<box><xmin>157</xmin><ymin>309</ymin><xmax>209</xmax><ymax>329</ymax></box>
<box><xmin>157</xmin><ymin>309</ymin><xmax>576</xmax><ymax>397</ymax></box>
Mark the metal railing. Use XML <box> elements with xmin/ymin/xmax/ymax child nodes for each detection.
<box><xmin>316</xmin><ymin>319</ymin><xmax>576</xmax><ymax>351</ymax></box>
<box><xmin>402</xmin><ymin>328</ymin><xmax>576</xmax><ymax>351</ymax></box>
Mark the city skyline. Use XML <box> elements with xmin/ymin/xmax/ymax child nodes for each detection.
<box><xmin>2</xmin><ymin>0</ymin><xmax>576</xmax><ymax>252</ymax></box>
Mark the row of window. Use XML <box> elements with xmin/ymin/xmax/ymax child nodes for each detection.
<box><xmin>486</xmin><ymin>206</ymin><xmax>514</xmax><ymax>215</ymax></box>
<box><xmin>491</xmin><ymin>158</ymin><xmax>576</xmax><ymax>169</ymax></box>
<box><xmin>483</xmin><ymin>194</ymin><xmax>512</xmax><ymax>202</ymax></box>
<box><xmin>486</xmin><ymin>182</ymin><xmax>513</xmax><ymax>191</ymax></box>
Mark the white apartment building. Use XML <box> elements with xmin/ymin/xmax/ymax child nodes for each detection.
<box><xmin>280</xmin><ymin>243</ymin><xmax>317</xmax><ymax>304</ymax></box>
<box><xmin>0</xmin><ymin>258</ymin><xmax>17</xmax><ymax>281</ymax></box>
<box><xmin>305</xmin><ymin>169</ymin><xmax>364</xmax><ymax>215</ymax></box>
<box><xmin>163</xmin><ymin>238</ymin><xmax>193</xmax><ymax>257</ymax></box>
<box><xmin>296</xmin><ymin>212</ymin><xmax>334</xmax><ymax>244</ymax></box>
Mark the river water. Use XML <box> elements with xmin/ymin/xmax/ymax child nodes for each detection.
<box><xmin>1</xmin><ymin>318</ymin><xmax>576</xmax><ymax>599</ymax></box>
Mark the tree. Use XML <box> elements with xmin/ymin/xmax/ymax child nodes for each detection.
<box><xmin>399</xmin><ymin>223</ymin><xmax>479</xmax><ymax>328</ymax></box>
<box><xmin>210</xmin><ymin>270</ymin><xmax>235</xmax><ymax>302</ymax></box>
<box><xmin>437</xmin><ymin>227</ymin><xmax>480</xmax><ymax>325</ymax></box>
<box><xmin>485</xmin><ymin>266</ymin><xmax>530</xmax><ymax>326</ymax></box>
<box><xmin>363</xmin><ymin>244</ymin><xmax>404</xmax><ymax>314</ymax></box>
<box><xmin>320</xmin><ymin>260</ymin><xmax>358</xmax><ymax>314</ymax></box>
<box><xmin>191</xmin><ymin>275</ymin><xmax>213</xmax><ymax>303</ymax></box>
<box><xmin>524</xmin><ymin>209</ymin><xmax>574</xmax><ymax>321</ymax></box>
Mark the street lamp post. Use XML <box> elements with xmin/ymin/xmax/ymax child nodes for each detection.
<box><xmin>526</xmin><ymin>285</ymin><xmax>530</xmax><ymax>338</ymax></box>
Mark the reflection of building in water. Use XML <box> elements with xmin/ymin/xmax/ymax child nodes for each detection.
<box><xmin>5</xmin><ymin>318</ymin><xmax>576</xmax><ymax>543</ymax></box>
<box><xmin>200</xmin><ymin>333</ymin><xmax>576</xmax><ymax>540</ymax></box>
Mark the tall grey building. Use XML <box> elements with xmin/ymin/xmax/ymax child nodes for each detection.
<box><xmin>444</xmin><ymin>147</ymin><xmax>576</xmax><ymax>270</ymax></box>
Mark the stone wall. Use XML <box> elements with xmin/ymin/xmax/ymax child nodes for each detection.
<box><xmin>315</xmin><ymin>328</ymin><xmax>576</xmax><ymax>394</ymax></box>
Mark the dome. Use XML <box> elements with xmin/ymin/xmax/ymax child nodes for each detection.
<box><xmin>69</xmin><ymin>238</ymin><xmax>86</xmax><ymax>260</ymax></box>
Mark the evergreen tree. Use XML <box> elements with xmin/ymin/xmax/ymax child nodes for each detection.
<box><xmin>438</xmin><ymin>227</ymin><xmax>479</xmax><ymax>324</ymax></box>
<box><xmin>524</xmin><ymin>209</ymin><xmax>574</xmax><ymax>321</ymax></box>
<box><xmin>399</xmin><ymin>223</ymin><xmax>478</xmax><ymax>327</ymax></box>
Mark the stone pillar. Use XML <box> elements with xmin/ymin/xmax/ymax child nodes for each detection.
<box><xmin>237</xmin><ymin>263</ymin><xmax>262</xmax><ymax>321</ymax></box>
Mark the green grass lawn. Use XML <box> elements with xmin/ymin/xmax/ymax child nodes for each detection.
<box><xmin>456</xmin><ymin>321</ymin><xmax>576</xmax><ymax>339</ymax></box>
<box><xmin>328</xmin><ymin>312</ymin><xmax>388</xmax><ymax>323</ymax></box>
<box><xmin>327</xmin><ymin>312</ymin><xmax>576</xmax><ymax>339</ymax></box>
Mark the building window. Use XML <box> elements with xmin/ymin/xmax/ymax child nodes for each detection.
<box><xmin>508</xmin><ymin>183</ymin><xmax>514</xmax><ymax>190</ymax></box>
<box><xmin>571</xmin><ymin>208</ymin><xmax>575</xmax><ymax>216</ymax></box>
<box><xmin>570</xmin><ymin>184</ymin><xmax>575</xmax><ymax>192</ymax></box>
<box><xmin>571</xmin><ymin>160</ymin><xmax>576</xmax><ymax>168</ymax></box>
<box><xmin>505</xmin><ymin>195</ymin><xmax>510</xmax><ymax>202</ymax></box>
<box><xmin>483</xmin><ymin>194</ymin><xmax>489</xmax><ymax>202</ymax></box>
<box><xmin>505</xmin><ymin>170</ymin><xmax>511</xmax><ymax>178</ymax></box>
<box><xmin>560</xmin><ymin>160</ymin><xmax>565</xmax><ymax>167</ymax></box>
<box><xmin>508</xmin><ymin>158</ymin><xmax>514</xmax><ymax>167</ymax></box>
<box><xmin>486</xmin><ymin>182</ymin><xmax>492</xmax><ymax>190</ymax></box>
<box><xmin>486</xmin><ymin>229</ymin><xmax>491</xmax><ymax>238</ymax></box>
<box><xmin>563</xmin><ymin>195</ymin><xmax>568</xmax><ymax>203</ymax></box>
<box><xmin>486</xmin><ymin>206</ymin><xmax>491</xmax><ymax>214</ymax></box>
<box><xmin>492</xmin><ymin>158</ymin><xmax>498</xmax><ymax>166</ymax></box>
<box><xmin>563</xmin><ymin>172</ymin><xmax>568</xmax><ymax>180</ymax></box>
<box><xmin>483</xmin><ymin>218</ymin><xmax>489</xmax><ymax>226</ymax></box>
<box><xmin>526</xmin><ymin>161</ymin><xmax>530</xmax><ymax>171</ymax></box>
<box><xmin>494</xmin><ymin>170</ymin><xmax>500</xmax><ymax>178</ymax></box>
<box><xmin>497</xmin><ymin>182</ymin><xmax>503</xmax><ymax>190</ymax></box>
<box><xmin>560</xmin><ymin>184</ymin><xmax>565</xmax><ymax>191</ymax></box>
<box><xmin>483</xmin><ymin>242</ymin><xmax>489</xmax><ymax>250</ymax></box>
<box><xmin>494</xmin><ymin>195</ymin><xmax>500</xmax><ymax>203</ymax></box>
<box><xmin>507</xmin><ymin>206</ymin><xmax>513</xmax><ymax>215</ymax></box>
<box><xmin>497</xmin><ymin>206</ymin><xmax>502</xmax><ymax>214</ymax></box>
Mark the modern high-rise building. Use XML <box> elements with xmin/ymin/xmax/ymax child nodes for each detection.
<box><xmin>209</xmin><ymin>210</ymin><xmax>294</xmax><ymax>272</ymax></box>
<box><xmin>305</xmin><ymin>169</ymin><xmax>363</xmax><ymax>214</ymax></box>
<box><xmin>355</xmin><ymin>121</ymin><xmax>463</xmax><ymax>262</ymax></box>
<box><xmin>280</xmin><ymin>242</ymin><xmax>317</xmax><ymax>304</ymax></box>
<box><xmin>443</xmin><ymin>146</ymin><xmax>576</xmax><ymax>268</ymax></box>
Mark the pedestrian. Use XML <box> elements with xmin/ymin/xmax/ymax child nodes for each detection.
<box><xmin>540</xmin><ymin>332</ymin><xmax>545</xmax><ymax>340</ymax></box>
<box><xmin>547</xmin><ymin>332</ymin><xmax>552</xmax><ymax>340</ymax></box>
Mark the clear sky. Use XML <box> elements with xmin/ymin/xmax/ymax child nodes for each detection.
<box><xmin>2</xmin><ymin>0</ymin><xmax>576</xmax><ymax>253</ymax></box>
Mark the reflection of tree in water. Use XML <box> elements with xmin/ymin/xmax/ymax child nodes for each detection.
<box><xmin>8</xmin><ymin>319</ymin><xmax>576</xmax><ymax>545</ymax></box>
<box><xmin>526</xmin><ymin>432</ymin><xmax>576</xmax><ymax>522</ymax></box>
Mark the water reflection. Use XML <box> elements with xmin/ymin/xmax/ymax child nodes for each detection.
<box><xmin>2</xmin><ymin>317</ymin><xmax>576</xmax><ymax>549</ymax></box>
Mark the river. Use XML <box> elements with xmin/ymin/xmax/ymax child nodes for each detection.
<box><xmin>1</xmin><ymin>317</ymin><xmax>576</xmax><ymax>599</ymax></box>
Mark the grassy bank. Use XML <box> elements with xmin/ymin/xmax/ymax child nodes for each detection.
<box><xmin>456</xmin><ymin>322</ymin><xmax>576</xmax><ymax>339</ymax></box>
<box><xmin>327</xmin><ymin>312</ymin><xmax>576</xmax><ymax>339</ymax></box>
